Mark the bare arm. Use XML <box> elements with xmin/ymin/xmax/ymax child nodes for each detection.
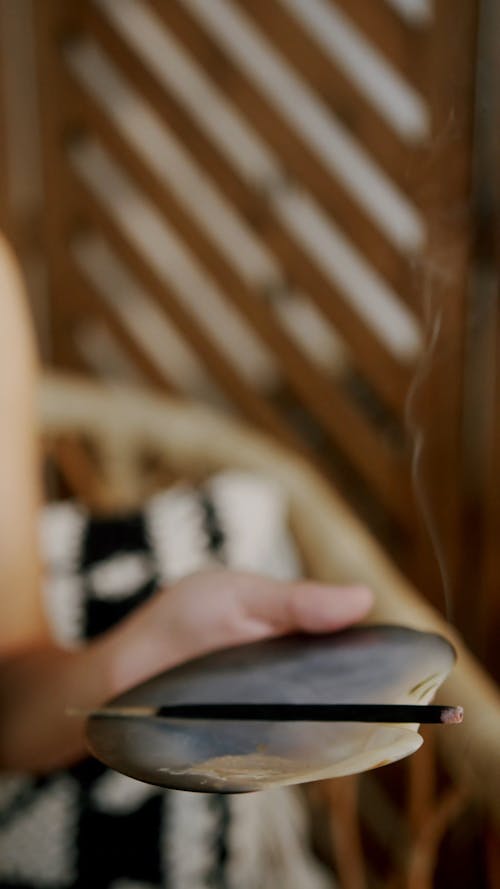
<box><xmin>0</xmin><ymin>236</ymin><xmax>48</xmax><ymax>651</ymax></box>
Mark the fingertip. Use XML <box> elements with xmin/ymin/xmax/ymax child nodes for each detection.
<box><xmin>302</xmin><ymin>582</ymin><xmax>373</xmax><ymax>610</ymax></box>
<box><xmin>290</xmin><ymin>581</ymin><xmax>374</xmax><ymax>632</ymax></box>
<box><xmin>341</xmin><ymin>584</ymin><xmax>374</xmax><ymax>613</ymax></box>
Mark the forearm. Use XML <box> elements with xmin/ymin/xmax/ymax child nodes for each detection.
<box><xmin>0</xmin><ymin>600</ymin><xmax>185</xmax><ymax>773</ymax></box>
<box><xmin>0</xmin><ymin>636</ymin><xmax>120</xmax><ymax>773</ymax></box>
<box><xmin>0</xmin><ymin>236</ymin><xmax>47</xmax><ymax>651</ymax></box>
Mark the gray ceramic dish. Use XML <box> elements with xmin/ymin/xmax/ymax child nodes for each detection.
<box><xmin>86</xmin><ymin>625</ymin><xmax>456</xmax><ymax>792</ymax></box>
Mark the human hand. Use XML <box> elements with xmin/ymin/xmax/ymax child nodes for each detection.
<box><xmin>0</xmin><ymin>570</ymin><xmax>372</xmax><ymax>771</ymax></box>
<box><xmin>109</xmin><ymin>570</ymin><xmax>373</xmax><ymax>695</ymax></box>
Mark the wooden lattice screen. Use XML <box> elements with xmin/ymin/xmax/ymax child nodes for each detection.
<box><xmin>33</xmin><ymin>0</ymin><xmax>478</xmax><ymax>614</ymax></box>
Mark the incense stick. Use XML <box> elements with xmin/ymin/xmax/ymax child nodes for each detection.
<box><xmin>80</xmin><ymin>703</ymin><xmax>463</xmax><ymax>724</ymax></box>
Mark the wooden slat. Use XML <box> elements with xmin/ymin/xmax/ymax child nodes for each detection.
<box><xmin>34</xmin><ymin>0</ymin><xmax>92</xmax><ymax>372</ymax></box>
<box><xmin>50</xmin><ymin>434</ymin><xmax>116</xmax><ymax>509</ymax></box>
<box><xmin>75</xmin><ymin>1</ymin><xmax>415</xmax><ymax>411</ymax></box>
<box><xmin>146</xmin><ymin>0</ymin><xmax>418</xmax><ymax>303</ymax></box>
<box><xmin>232</xmin><ymin>0</ymin><xmax>423</xmax><ymax>199</ymax></box>
<box><xmin>62</xmin><ymin>255</ymin><xmax>179</xmax><ymax>391</ymax></box>
<box><xmin>330</xmin><ymin>0</ymin><xmax>429</xmax><ymax>95</ymax></box>
<box><xmin>57</xmin><ymin>74</ymin><xmax>412</xmax><ymax>521</ymax></box>
<box><xmin>0</xmin><ymin>10</ymin><xmax>10</xmax><ymax>238</ymax></box>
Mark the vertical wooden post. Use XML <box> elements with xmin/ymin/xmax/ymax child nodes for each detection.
<box><xmin>33</xmin><ymin>0</ymin><xmax>83</xmax><ymax>371</ymax></box>
<box><xmin>0</xmin><ymin>0</ymin><xmax>50</xmax><ymax>357</ymax></box>
<box><xmin>0</xmin><ymin>1</ymin><xmax>14</xmax><ymax>243</ymax></box>
<box><xmin>478</xmin><ymin>0</ymin><xmax>500</xmax><ymax>676</ymax></box>
<box><xmin>410</xmin><ymin>0</ymin><xmax>479</xmax><ymax>623</ymax></box>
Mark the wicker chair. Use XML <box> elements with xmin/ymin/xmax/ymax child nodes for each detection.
<box><xmin>40</xmin><ymin>371</ymin><xmax>500</xmax><ymax>889</ymax></box>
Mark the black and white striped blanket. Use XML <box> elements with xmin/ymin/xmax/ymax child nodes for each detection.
<box><xmin>0</xmin><ymin>471</ymin><xmax>332</xmax><ymax>889</ymax></box>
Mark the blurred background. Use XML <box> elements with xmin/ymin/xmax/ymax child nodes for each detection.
<box><xmin>1</xmin><ymin>1</ymin><xmax>499</xmax><ymax>886</ymax></box>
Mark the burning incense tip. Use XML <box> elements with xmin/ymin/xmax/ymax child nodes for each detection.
<box><xmin>440</xmin><ymin>706</ymin><xmax>464</xmax><ymax>725</ymax></box>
